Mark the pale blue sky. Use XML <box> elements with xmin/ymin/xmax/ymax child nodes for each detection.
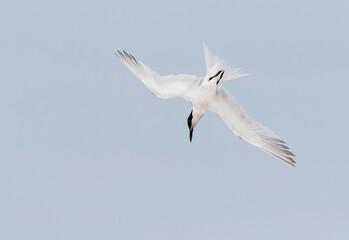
<box><xmin>1</xmin><ymin>0</ymin><xmax>349</xmax><ymax>239</ymax></box>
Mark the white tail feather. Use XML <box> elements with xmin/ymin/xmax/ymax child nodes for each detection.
<box><xmin>203</xmin><ymin>43</ymin><xmax>249</xmax><ymax>81</ymax></box>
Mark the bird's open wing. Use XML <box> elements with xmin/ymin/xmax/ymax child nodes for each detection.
<box><xmin>208</xmin><ymin>87</ymin><xmax>295</xmax><ymax>166</ymax></box>
<box><xmin>203</xmin><ymin>43</ymin><xmax>249</xmax><ymax>81</ymax></box>
<box><xmin>116</xmin><ymin>51</ymin><xmax>200</xmax><ymax>102</ymax></box>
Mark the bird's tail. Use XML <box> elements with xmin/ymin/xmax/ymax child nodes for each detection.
<box><xmin>203</xmin><ymin>43</ymin><xmax>249</xmax><ymax>81</ymax></box>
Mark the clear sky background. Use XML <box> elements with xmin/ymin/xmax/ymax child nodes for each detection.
<box><xmin>1</xmin><ymin>0</ymin><xmax>349</xmax><ymax>239</ymax></box>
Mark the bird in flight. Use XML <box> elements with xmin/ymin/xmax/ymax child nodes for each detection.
<box><xmin>115</xmin><ymin>44</ymin><xmax>295</xmax><ymax>166</ymax></box>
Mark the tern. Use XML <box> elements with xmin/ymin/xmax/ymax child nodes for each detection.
<box><xmin>115</xmin><ymin>44</ymin><xmax>295</xmax><ymax>166</ymax></box>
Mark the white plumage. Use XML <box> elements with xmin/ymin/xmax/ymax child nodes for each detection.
<box><xmin>203</xmin><ymin>43</ymin><xmax>249</xmax><ymax>81</ymax></box>
<box><xmin>116</xmin><ymin>44</ymin><xmax>295</xmax><ymax>166</ymax></box>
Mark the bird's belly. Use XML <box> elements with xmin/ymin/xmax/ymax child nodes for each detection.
<box><xmin>191</xmin><ymin>86</ymin><xmax>216</xmax><ymax>110</ymax></box>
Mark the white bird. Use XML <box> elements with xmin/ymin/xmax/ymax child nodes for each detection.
<box><xmin>115</xmin><ymin>44</ymin><xmax>295</xmax><ymax>166</ymax></box>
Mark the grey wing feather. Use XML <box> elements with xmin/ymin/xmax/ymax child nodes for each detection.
<box><xmin>208</xmin><ymin>87</ymin><xmax>295</xmax><ymax>166</ymax></box>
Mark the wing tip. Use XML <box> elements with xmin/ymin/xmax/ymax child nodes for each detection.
<box><xmin>115</xmin><ymin>50</ymin><xmax>140</xmax><ymax>67</ymax></box>
<box><xmin>115</xmin><ymin>50</ymin><xmax>126</xmax><ymax>59</ymax></box>
<box><xmin>260</xmin><ymin>146</ymin><xmax>296</xmax><ymax>167</ymax></box>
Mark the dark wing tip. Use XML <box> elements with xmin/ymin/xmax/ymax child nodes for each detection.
<box><xmin>115</xmin><ymin>50</ymin><xmax>125</xmax><ymax>59</ymax></box>
<box><xmin>115</xmin><ymin>50</ymin><xmax>139</xmax><ymax>66</ymax></box>
<box><xmin>261</xmin><ymin>146</ymin><xmax>296</xmax><ymax>167</ymax></box>
<box><xmin>123</xmin><ymin>50</ymin><xmax>131</xmax><ymax>58</ymax></box>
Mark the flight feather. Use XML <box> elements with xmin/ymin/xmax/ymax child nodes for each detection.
<box><xmin>116</xmin><ymin>51</ymin><xmax>200</xmax><ymax>101</ymax></box>
<box><xmin>208</xmin><ymin>87</ymin><xmax>295</xmax><ymax>166</ymax></box>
